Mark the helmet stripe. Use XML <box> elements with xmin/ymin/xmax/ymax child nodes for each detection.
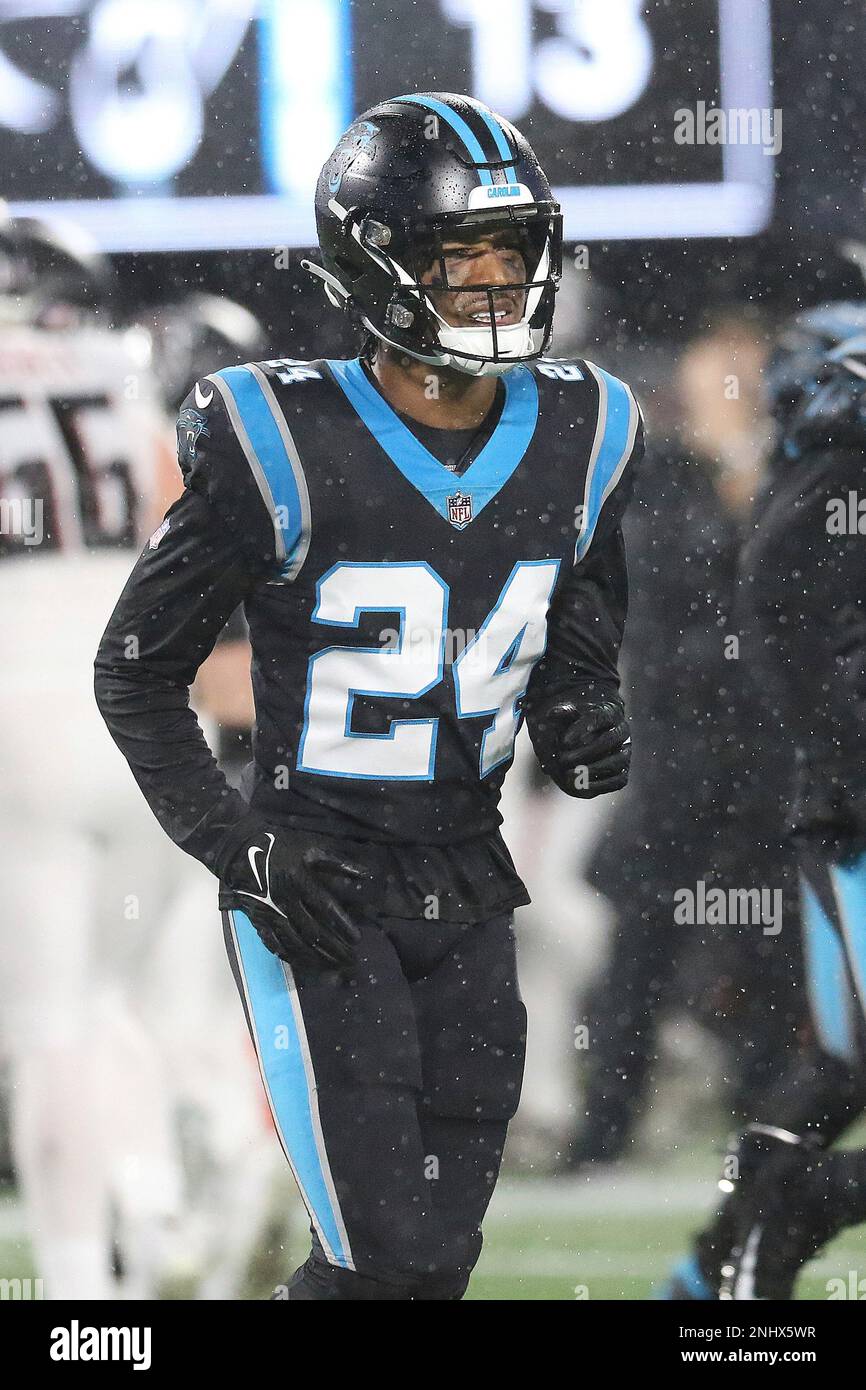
<box><xmin>463</xmin><ymin>98</ymin><xmax>519</xmax><ymax>184</ymax></box>
<box><xmin>392</xmin><ymin>94</ymin><xmax>496</xmax><ymax>184</ymax></box>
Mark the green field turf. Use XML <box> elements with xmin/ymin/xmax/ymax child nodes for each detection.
<box><xmin>466</xmin><ymin>1167</ymin><xmax>866</xmax><ymax>1301</ymax></box>
<box><xmin>3</xmin><ymin>1147</ymin><xmax>864</xmax><ymax>1301</ymax></box>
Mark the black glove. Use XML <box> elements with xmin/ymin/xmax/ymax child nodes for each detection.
<box><xmin>218</xmin><ymin>815</ymin><xmax>369</xmax><ymax>969</ymax></box>
<box><xmin>527</xmin><ymin>687</ymin><xmax>631</xmax><ymax>798</ymax></box>
<box><xmin>717</xmin><ymin>1126</ymin><xmax>862</xmax><ymax>1300</ymax></box>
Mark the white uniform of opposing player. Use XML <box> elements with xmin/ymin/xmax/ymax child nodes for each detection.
<box><xmin>0</xmin><ymin>318</ymin><xmax>189</xmax><ymax>1298</ymax></box>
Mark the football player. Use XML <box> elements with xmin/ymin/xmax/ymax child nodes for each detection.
<box><xmin>95</xmin><ymin>92</ymin><xmax>643</xmax><ymax>1301</ymax></box>
<box><xmin>0</xmin><ymin>216</ymin><xmax>186</xmax><ymax>1297</ymax></box>
<box><xmin>661</xmin><ymin>315</ymin><xmax>866</xmax><ymax>1301</ymax></box>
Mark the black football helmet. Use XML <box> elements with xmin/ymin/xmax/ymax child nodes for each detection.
<box><xmin>303</xmin><ymin>92</ymin><xmax>562</xmax><ymax>376</ymax></box>
<box><xmin>146</xmin><ymin>292</ymin><xmax>268</xmax><ymax>412</ymax></box>
<box><xmin>0</xmin><ymin>214</ymin><xmax>114</xmax><ymax>324</ymax></box>
<box><xmin>788</xmin><ymin>329</ymin><xmax>866</xmax><ymax>449</ymax></box>
<box><xmin>764</xmin><ymin>300</ymin><xmax>866</xmax><ymax>428</ymax></box>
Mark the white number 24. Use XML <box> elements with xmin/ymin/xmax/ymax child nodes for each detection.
<box><xmin>297</xmin><ymin>559</ymin><xmax>560</xmax><ymax>780</ymax></box>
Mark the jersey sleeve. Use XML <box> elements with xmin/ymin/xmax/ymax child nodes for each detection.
<box><xmin>177</xmin><ymin>364</ymin><xmax>311</xmax><ymax>582</ymax></box>
<box><xmin>95</xmin><ymin>364</ymin><xmax>316</xmax><ymax>872</ymax></box>
<box><xmin>94</xmin><ymin>486</ymin><xmax>257</xmax><ymax>873</ymax></box>
<box><xmin>526</xmin><ymin>366</ymin><xmax>644</xmax><ymax>710</ymax></box>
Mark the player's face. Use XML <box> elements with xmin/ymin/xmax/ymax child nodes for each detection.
<box><xmin>418</xmin><ymin>228</ymin><xmax>528</xmax><ymax>329</ymax></box>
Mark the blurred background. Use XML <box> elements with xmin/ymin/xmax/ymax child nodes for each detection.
<box><xmin>0</xmin><ymin>0</ymin><xmax>864</xmax><ymax>1299</ymax></box>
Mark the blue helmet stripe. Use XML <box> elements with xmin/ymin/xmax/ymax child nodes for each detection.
<box><xmin>392</xmin><ymin>94</ymin><xmax>494</xmax><ymax>184</ymax></box>
<box><xmin>465</xmin><ymin>99</ymin><xmax>519</xmax><ymax>184</ymax></box>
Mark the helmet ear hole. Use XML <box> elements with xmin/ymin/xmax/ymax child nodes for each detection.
<box><xmin>361</xmin><ymin>218</ymin><xmax>393</xmax><ymax>249</ymax></box>
<box><xmin>386</xmin><ymin>303</ymin><xmax>415</xmax><ymax>329</ymax></box>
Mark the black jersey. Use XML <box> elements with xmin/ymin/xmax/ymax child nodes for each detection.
<box><xmin>96</xmin><ymin>354</ymin><xmax>642</xmax><ymax>918</ymax></box>
<box><xmin>739</xmin><ymin>443</ymin><xmax>866</xmax><ymax>850</ymax></box>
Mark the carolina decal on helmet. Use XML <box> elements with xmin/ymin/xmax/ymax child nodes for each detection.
<box><xmin>467</xmin><ymin>184</ymin><xmax>534</xmax><ymax>208</ymax></box>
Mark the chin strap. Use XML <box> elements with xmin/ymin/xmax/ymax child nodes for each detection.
<box><xmin>440</xmin><ymin>350</ymin><xmax>524</xmax><ymax>378</ymax></box>
<box><xmin>300</xmin><ymin>259</ymin><xmax>352</xmax><ymax>310</ymax></box>
<box><xmin>436</xmin><ymin>320</ymin><xmax>535</xmax><ymax>376</ymax></box>
<box><xmin>303</xmin><ymin>256</ymin><xmax>534</xmax><ymax>377</ymax></box>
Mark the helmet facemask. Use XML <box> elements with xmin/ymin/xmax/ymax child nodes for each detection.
<box><xmin>407</xmin><ymin>211</ymin><xmax>560</xmax><ymax>376</ymax></box>
<box><xmin>312</xmin><ymin>200</ymin><xmax>562</xmax><ymax>377</ymax></box>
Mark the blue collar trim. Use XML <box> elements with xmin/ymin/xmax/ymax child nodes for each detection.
<box><xmin>326</xmin><ymin>357</ymin><xmax>538</xmax><ymax>527</ymax></box>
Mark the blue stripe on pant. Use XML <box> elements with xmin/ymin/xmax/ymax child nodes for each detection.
<box><xmin>225</xmin><ymin>908</ymin><xmax>355</xmax><ymax>1270</ymax></box>
<box><xmin>801</xmin><ymin>872</ymin><xmax>859</xmax><ymax>1065</ymax></box>
<box><xmin>831</xmin><ymin>852</ymin><xmax>866</xmax><ymax>1010</ymax></box>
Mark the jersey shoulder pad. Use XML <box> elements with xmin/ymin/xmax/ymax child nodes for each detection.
<box><xmin>176</xmin><ymin>361</ymin><xmax>312</xmax><ymax>581</ymax></box>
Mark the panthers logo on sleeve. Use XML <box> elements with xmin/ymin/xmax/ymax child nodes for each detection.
<box><xmin>177</xmin><ymin>406</ymin><xmax>210</xmax><ymax>467</ymax></box>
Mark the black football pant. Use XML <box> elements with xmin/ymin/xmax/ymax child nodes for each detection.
<box><xmin>222</xmin><ymin>909</ymin><xmax>526</xmax><ymax>1300</ymax></box>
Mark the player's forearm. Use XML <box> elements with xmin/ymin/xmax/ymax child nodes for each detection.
<box><xmin>522</xmin><ymin>527</ymin><xmax>631</xmax><ymax>796</ymax></box>
<box><xmin>94</xmin><ymin>660</ymin><xmax>249</xmax><ymax>872</ymax></box>
<box><xmin>525</xmin><ymin>525</ymin><xmax>627</xmax><ymax>714</ymax></box>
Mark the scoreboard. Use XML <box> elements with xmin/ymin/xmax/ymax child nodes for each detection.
<box><xmin>0</xmin><ymin>0</ymin><xmax>774</xmax><ymax>250</ymax></box>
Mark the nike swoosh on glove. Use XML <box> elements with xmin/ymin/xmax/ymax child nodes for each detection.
<box><xmin>217</xmin><ymin>816</ymin><xmax>368</xmax><ymax>969</ymax></box>
<box><xmin>527</xmin><ymin>690</ymin><xmax>631</xmax><ymax>798</ymax></box>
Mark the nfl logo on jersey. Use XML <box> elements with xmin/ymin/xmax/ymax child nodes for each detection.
<box><xmin>447</xmin><ymin>491</ymin><xmax>473</xmax><ymax>529</ymax></box>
